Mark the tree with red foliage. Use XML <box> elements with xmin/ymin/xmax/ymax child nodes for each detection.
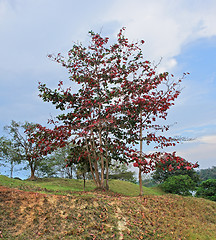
<box><xmin>110</xmin><ymin>30</ymin><xmax>191</xmax><ymax>194</ymax></box>
<box><xmin>152</xmin><ymin>152</ymin><xmax>199</xmax><ymax>184</ymax></box>
<box><xmin>39</xmin><ymin>28</ymin><xmax>136</xmax><ymax>189</ymax></box>
<box><xmin>25</xmin><ymin>124</ymin><xmax>72</xmax><ymax>179</ymax></box>
<box><xmin>38</xmin><ymin>28</ymin><xmax>195</xmax><ymax>193</ymax></box>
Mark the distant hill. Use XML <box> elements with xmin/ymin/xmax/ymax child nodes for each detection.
<box><xmin>0</xmin><ymin>175</ymin><xmax>216</xmax><ymax>239</ymax></box>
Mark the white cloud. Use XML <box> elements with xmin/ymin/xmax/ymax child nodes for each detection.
<box><xmin>157</xmin><ymin>58</ymin><xmax>178</xmax><ymax>73</ymax></box>
<box><xmin>104</xmin><ymin>0</ymin><xmax>216</xmax><ymax>71</ymax></box>
<box><xmin>198</xmin><ymin>135</ymin><xmax>216</xmax><ymax>144</ymax></box>
<box><xmin>171</xmin><ymin>133</ymin><xmax>216</xmax><ymax>168</ymax></box>
<box><xmin>177</xmin><ymin>143</ymin><xmax>216</xmax><ymax>169</ymax></box>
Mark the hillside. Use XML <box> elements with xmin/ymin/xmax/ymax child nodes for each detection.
<box><xmin>0</xmin><ymin>176</ymin><xmax>216</xmax><ymax>239</ymax></box>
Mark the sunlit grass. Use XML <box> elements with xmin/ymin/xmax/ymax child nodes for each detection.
<box><xmin>27</xmin><ymin>177</ymin><xmax>96</xmax><ymax>192</ymax></box>
<box><xmin>0</xmin><ymin>175</ymin><xmax>163</xmax><ymax>196</ymax></box>
<box><xmin>108</xmin><ymin>179</ymin><xmax>163</xmax><ymax>196</ymax></box>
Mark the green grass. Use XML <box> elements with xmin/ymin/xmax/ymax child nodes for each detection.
<box><xmin>25</xmin><ymin>177</ymin><xmax>96</xmax><ymax>192</ymax></box>
<box><xmin>108</xmin><ymin>179</ymin><xmax>163</xmax><ymax>196</ymax></box>
<box><xmin>0</xmin><ymin>175</ymin><xmax>163</xmax><ymax>196</ymax></box>
<box><xmin>0</xmin><ymin>175</ymin><xmax>216</xmax><ymax>239</ymax></box>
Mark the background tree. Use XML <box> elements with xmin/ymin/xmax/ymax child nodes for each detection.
<box><xmin>161</xmin><ymin>175</ymin><xmax>196</xmax><ymax>196</ymax></box>
<box><xmin>0</xmin><ymin>136</ymin><xmax>22</xmax><ymax>178</ymax></box>
<box><xmin>4</xmin><ymin>120</ymin><xmax>71</xmax><ymax>180</ymax></box>
<box><xmin>36</xmin><ymin>156</ymin><xmax>58</xmax><ymax>178</ymax></box>
<box><xmin>109</xmin><ymin>161</ymin><xmax>137</xmax><ymax>184</ymax></box>
<box><xmin>142</xmin><ymin>174</ymin><xmax>156</xmax><ymax>187</ymax></box>
<box><xmin>195</xmin><ymin>179</ymin><xmax>216</xmax><ymax>201</ymax></box>
<box><xmin>26</xmin><ymin>123</ymin><xmax>72</xmax><ymax>179</ymax></box>
<box><xmin>37</xmin><ymin>144</ymin><xmax>76</xmax><ymax>179</ymax></box>
<box><xmin>152</xmin><ymin>153</ymin><xmax>199</xmax><ymax>184</ymax></box>
<box><xmin>66</xmin><ymin>144</ymin><xmax>92</xmax><ymax>191</ymax></box>
<box><xmin>3</xmin><ymin>121</ymin><xmax>37</xmax><ymax>178</ymax></box>
<box><xmin>197</xmin><ymin>166</ymin><xmax>216</xmax><ymax>181</ymax></box>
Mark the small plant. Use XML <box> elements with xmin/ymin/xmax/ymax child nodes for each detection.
<box><xmin>161</xmin><ymin>175</ymin><xmax>196</xmax><ymax>196</ymax></box>
<box><xmin>195</xmin><ymin>179</ymin><xmax>216</xmax><ymax>201</ymax></box>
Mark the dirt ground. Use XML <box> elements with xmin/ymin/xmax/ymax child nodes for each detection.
<box><xmin>0</xmin><ymin>185</ymin><xmax>121</xmax><ymax>239</ymax></box>
<box><xmin>1</xmin><ymin>185</ymin><xmax>216</xmax><ymax>240</ymax></box>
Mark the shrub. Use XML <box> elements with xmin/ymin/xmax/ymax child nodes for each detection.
<box><xmin>152</xmin><ymin>156</ymin><xmax>199</xmax><ymax>184</ymax></box>
<box><xmin>195</xmin><ymin>179</ymin><xmax>216</xmax><ymax>201</ymax></box>
<box><xmin>161</xmin><ymin>175</ymin><xmax>196</xmax><ymax>196</ymax></box>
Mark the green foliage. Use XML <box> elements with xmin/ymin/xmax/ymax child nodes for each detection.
<box><xmin>36</xmin><ymin>159</ymin><xmax>58</xmax><ymax>178</ymax></box>
<box><xmin>2</xmin><ymin>120</ymin><xmax>40</xmax><ymax>180</ymax></box>
<box><xmin>196</xmin><ymin>179</ymin><xmax>216</xmax><ymax>201</ymax></box>
<box><xmin>152</xmin><ymin>157</ymin><xmax>200</xmax><ymax>184</ymax></box>
<box><xmin>142</xmin><ymin>174</ymin><xmax>156</xmax><ymax>187</ymax></box>
<box><xmin>109</xmin><ymin>171</ymin><xmax>137</xmax><ymax>184</ymax></box>
<box><xmin>37</xmin><ymin>145</ymin><xmax>77</xmax><ymax>179</ymax></box>
<box><xmin>0</xmin><ymin>137</ymin><xmax>22</xmax><ymax>164</ymax></box>
<box><xmin>197</xmin><ymin>166</ymin><xmax>216</xmax><ymax>181</ymax></box>
<box><xmin>109</xmin><ymin>161</ymin><xmax>137</xmax><ymax>184</ymax></box>
<box><xmin>0</xmin><ymin>127</ymin><xmax>24</xmax><ymax>177</ymax></box>
<box><xmin>161</xmin><ymin>175</ymin><xmax>196</xmax><ymax>196</ymax></box>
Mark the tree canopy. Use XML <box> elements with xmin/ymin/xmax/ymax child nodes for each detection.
<box><xmin>152</xmin><ymin>153</ymin><xmax>199</xmax><ymax>184</ymax></box>
<box><xmin>38</xmin><ymin>28</ymin><xmax>193</xmax><ymax>194</ymax></box>
<box><xmin>1</xmin><ymin>121</ymin><xmax>71</xmax><ymax>180</ymax></box>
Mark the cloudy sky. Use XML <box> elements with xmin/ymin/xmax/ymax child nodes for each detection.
<box><xmin>0</xmin><ymin>0</ymin><xmax>216</xmax><ymax>177</ymax></box>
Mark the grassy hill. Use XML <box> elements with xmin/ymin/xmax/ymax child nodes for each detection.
<box><xmin>0</xmin><ymin>175</ymin><xmax>216</xmax><ymax>239</ymax></box>
<box><xmin>0</xmin><ymin>175</ymin><xmax>163</xmax><ymax>196</ymax></box>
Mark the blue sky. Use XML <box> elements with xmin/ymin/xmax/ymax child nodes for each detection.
<box><xmin>0</xmin><ymin>0</ymin><xmax>216</xmax><ymax>178</ymax></box>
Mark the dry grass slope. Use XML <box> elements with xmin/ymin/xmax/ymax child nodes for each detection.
<box><xmin>0</xmin><ymin>176</ymin><xmax>215</xmax><ymax>239</ymax></box>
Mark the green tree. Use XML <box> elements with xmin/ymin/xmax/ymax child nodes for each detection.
<box><xmin>197</xmin><ymin>166</ymin><xmax>216</xmax><ymax>181</ymax></box>
<box><xmin>142</xmin><ymin>174</ymin><xmax>156</xmax><ymax>187</ymax></box>
<box><xmin>195</xmin><ymin>179</ymin><xmax>216</xmax><ymax>201</ymax></box>
<box><xmin>3</xmin><ymin>121</ymin><xmax>47</xmax><ymax>180</ymax></box>
<box><xmin>66</xmin><ymin>144</ymin><xmax>92</xmax><ymax>191</ymax></box>
<box><xmin>0</xmin><ymin>136</ymin><xmax>22</xmax><ymax>178</ymax></box>
<box><xmin>161</xmin><ymin>175</ymin><xmax>196</xmax><ymax>196</ymax></box>
<box><xmin>3</xmin><ymin>121</ymin><xmax>69</xmax><ymax>180</ymax></box>
<box><xmin>37</xmin><ymin>144</ymin><xmax>77</xmax><ymax>179</ymax></box>
<box><xmin>109</xmin><ymin>161</ymin><xmax>137</xmax><ymax>183</ymax></box>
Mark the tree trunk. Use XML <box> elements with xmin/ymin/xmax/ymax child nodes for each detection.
<box><xmin>87</xmin><ymin>157</ymin><xmax>97</xmax><ymax>185</ymax></box>
<box><xmin>97</xmin><ymin>104</ymin><xmax>105</xmax><ymax>189</ymax></box>
<box><xmin>83</xmin><ymin>173</ymin><xmax>86</xmax><ymax>191</ymax></box>
<box><xmin>139</xmin><ymin>113</ymin><xmax>143</xmax><ymax>196</ymax></box>
<box><xmin>139</xmin><ymin>165</ymin><xmax>143</xmax><ymax>196</ymax></box>
<box><xmin>10</xmin><ymin>160</ymin><xmax>14</xmax><ymax>178</ymax></box>
<box><xmin>88</xmin><ymin>132</ymin><xmax>103</xmax><ymax>188</ymax></box>
<box><xmin>99</xmin><ymin>129</ymin><xmax>105</xmax><ymax>189</ymax></box>
<box><xmin>69</xmin><ymin>167</ymin><xmax>73</xmax><ymax>179</ymax></box>
<box><xmin>85</xmin><ymin>138</ymin><xmax>99</xmax><ymax>187</ymax></box>
<box><xmin>105</xmin><ymin>157</ymin><xmax>109</xmax><ymax>190</ymax></box>
<box><xmin>29</xmin><ymin>164</ymin><xmax>37</xmax><ymax>180</ymax></box>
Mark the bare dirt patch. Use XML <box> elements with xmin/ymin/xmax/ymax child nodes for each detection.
<box><xmin>0</xmin><ymin>186</ymin><xmax>119</xmax><ymax>239</ymax></box>
<box><xmin>1</xmin><ymin>185</ymin><xmax>216</xmax><ymax>240</ymax></box>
